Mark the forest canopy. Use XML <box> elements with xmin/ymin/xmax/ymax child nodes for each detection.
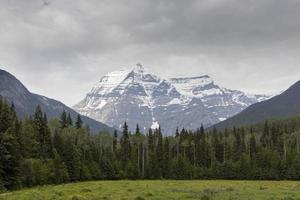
<box><xmin>1</xmin><ymin>97</ymin><xmax>300</xmax><ymax>191</ymax></box>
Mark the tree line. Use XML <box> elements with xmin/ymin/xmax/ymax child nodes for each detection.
<box><xmin>1</xmin><ymin>97</ymin><xmax>300</xmax><ymax>191</ymax></box>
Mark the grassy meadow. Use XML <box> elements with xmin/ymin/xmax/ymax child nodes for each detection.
<box><xmin>1</xmin><ymin>180</ymin><xmax>300</xmax><ymax>200</ymax></box>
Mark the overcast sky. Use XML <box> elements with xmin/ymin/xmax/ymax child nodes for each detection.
<box><xmin>1</xmin><ymin>0</ymin><xmax>300</xmax><ymax>106</ymax></box>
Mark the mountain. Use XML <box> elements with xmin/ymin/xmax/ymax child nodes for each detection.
<box><xmin>0</xmin><ymin>69</ymin><xmax>114</xmax><ymax>133</ymax></box>
<box><xmin>74</xmin><ymin>64</ymin><xmax>218</xmax><ymax>135</ymax></box>
<box><xmin>170</xmin><ymin>76</ymin><xmax>269</xmax><ymax>121</ymax></box>
<box><xmin>74</xmin><ymin>64</ymin><xmax>268</xmax><ymax>135</ymax></box>
<box><xmin>214</xmin><ymin>80</ymin><xmax>300</xmax><ymax>130</ymax></box>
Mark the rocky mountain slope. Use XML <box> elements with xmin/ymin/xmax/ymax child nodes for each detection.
<box><xmin>74</xmin><ymin>64</ymin><xmax>269</xmax><ymax>135</ymax></box>
<box><xmin>214</xmin><ymin>80</ymin><xmax>300</xmax><ymax>130</ymax></box>
<box><xmin>0</xmin><ymin>69</ymin><xmax>114</xmax><ymax>133</ymax></box>
<box><xmin>170</xmin><ymin>76</ymin><xmax>268</xmax><ymax>121</ymax></box>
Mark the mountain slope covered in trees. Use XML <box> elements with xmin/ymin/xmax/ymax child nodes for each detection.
<box><xmin>214</xmin><ymin>80</ymin><xmax>300</xmax><ymax>130</ymax></box>
<box><xmin>0</xmin><ymin>69</ymin><xmax>114</xmax><ymax>133</ymax></box>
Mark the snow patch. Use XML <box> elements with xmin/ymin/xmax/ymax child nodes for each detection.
<box><xmin>218</xmin><ymin>117</ymin><xmax>226</xmax><ymax>121</ymax></box>
<box><xmin>168</xmin><ymin>98</ymin><xmax>181</xmax><ymax>105</ymax></box>
<box><xmin>96</xmin><ymin>100</ymin><xmax>107</xmax><ymax>109</ymax></box>
<box><xmin>151</xmin><ymin>121</ymin><xmax>160</xmax><ymax>130</ymax></box>
<box><xmin>170</xmin><ymin>75</ymin><xmax>214</xmax><ymax>98</ymax></box>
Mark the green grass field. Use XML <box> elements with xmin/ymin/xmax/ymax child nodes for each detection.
<box><xmin>1</xmin><ymin>180</ymin><xmax>300</xmax><ymax>200</ymax></box>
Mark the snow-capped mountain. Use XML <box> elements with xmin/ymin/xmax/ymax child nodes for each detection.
<box><xmin>170</xmin><ymin>76</ymin><xmax>269</xmax><ymax>122</ymax></box>
<box><xmin>74</xmin><ymin>64</ymin><xmax>269</xmax><ymax>135</ymax></box>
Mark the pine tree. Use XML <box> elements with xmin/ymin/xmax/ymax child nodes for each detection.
<box><xmin>233</xmin><ymin>128</ymin><xmax>242</xmax><ymax>161</ymax></box>
<box><xmin>261</xmin><ymin>121</ymin><xmax>270</xmax><ymax>148</ymax></box>
<box><xmin>147</xmin><ymin>128</ymin><xmax>156</xmax><ymax>178</ymax></box>
<box><xmin>100</xmin><ymin>150</ymin><xmax>117</xmax><ymax>179</ymax></box>
<box><xmin>156</xmin><ymin>127</ymin><xmax>163</xmax><ymax>177</ymax></box>
<box><xmin>175</xmin><ymin>128</ymin><xmax>179</xmax><ymax>138</ymax></box>
<box><xmin>240</xmin><ymin>128</ymin><xmax>246</xmax><ymax>154</ymax></box>
<box><xmin>63</xmin><ymin>144</ymin><xmax>81</xmax><ymax>181</ymax></box>
<box><xmin>0</xmin><ymin>100</ymin><xmax>21</xmax><ymax>189</ymax></box>
<box><xmin>212</xmin><ymin>128</ymin><xmax>223</xmax><ymax>163</ymax></box>
<box><xmin>120</xmin><ymin>122</ymin><xmax>131</xmax><ymax>168</ymax></box>
<box><xmin>42</xmin><ymin>114</ymin><xmax>52</xmax><ymax>158</ymax></box>
<box><xmin>53</xmin><ymin>131</ymin><xmax>64</xmax><ymax>156</ymax></box>
<box><xmin>197</xmin><ymin>125</ymin><xmax>209</xmax><ymax>167</ymax></box>
<box><xmin>175</xmin><ymin>128</ymin><xmax>180</xmax><ymax>159</ymax></box>
<box><xmin>135</xmin><ymin>124</ymin><xmax>142</xmax><ymax>178</ymax></box>
<box><xmin>223</xmin><ymin>128</ymin><xmax>231</xmax><ymax>163</ymax></box>
<box><xmin>148</xmin><ymin>128</ymin><xmax>154</xmax><ymax>152</ymax></box>
<box><xmin>60</xmin><ymin>110</ymin><xmax>67</xmax><ymax>129</ymax></box>
<box><xmin>113</xmin><ymin>130</ymin><xmax>118</xmax><ymax>153</ymax></box>
<box><xmin>249</xmin><ymin>134</ymin><xmax>257</xmax><ymax>160</ymax></box>
<box><xmin>66</xmin><ymin>113</ymin><xmax>73</xmax><ymax>127</ymax></box>
<box><xmin>135</xmin><ymin>124</ymin><xmax>140</xmax><ymax>136</ymax></box>
<box><xmin>163</xmin><ymin>137</ymin><xmax>170</xmax><ymax>178</ymax></box>
<box><xmin>0</xmin><ymin>99</ymin><xmax>12</xmax><ymax>133</ymax></box>
<box><xmin>75</xmin><ymin>114</ymin><xmax>83</xmax><ymax>129</ymax></box>
<box><xmin>33</xmin><ymin>106</ymin><xmax>52</xmax><ymax>158</ymax></box>
<box><xmin>21</xmin><ymin>118</ymin><xmax>39</xmax><ymax>158</ymax></box>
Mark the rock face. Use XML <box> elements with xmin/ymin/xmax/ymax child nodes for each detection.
<box><xmin>0</xmin><ymin>69</ymin><xmax>114</xmax><ymax>133</ymax></box>
<box><xmin>74</xmin><ymin>64</ymin><xmax>269</xmax><ymax>135</ymax></box>
<box><xmin>170</xmin><ymin>76</ymin><xmax>268</xmax><ymax>122</ymax></box>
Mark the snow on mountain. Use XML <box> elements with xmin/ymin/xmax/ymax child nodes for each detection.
<box><xmin>169</xmin><ymin>75</ymin><xmax>217</xmax><ymax>98</ymax></box>
<box><xmin>74</xmin><ymin>64</ymin><xmax>269</xmax><ymax>135</ymax></box>
<box><xmin>170</xmin><ymin>76</ymin><xmax>269</xmax><ymax>121</ymax></box>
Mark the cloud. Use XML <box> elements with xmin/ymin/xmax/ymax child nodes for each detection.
<box><xmin>0</xmin><ymin>0</ymin><xmax>300</xmax><ymax>105</ymax></box>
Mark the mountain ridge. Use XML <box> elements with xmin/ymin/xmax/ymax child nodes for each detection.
<box><xmin>0</xmin><ymin>69</ymin><xmax>114</xmax><ymax>133</ymax></box>
<box><xmin>213</xmin><ymin>80</ymin><xmax>300</xmax><ymax>130</ymax></box>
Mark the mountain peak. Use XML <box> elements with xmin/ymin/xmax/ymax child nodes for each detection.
<box><xmin>131</xmin><ymin>63</ymin><xmax>150</xmax><ymax>76</ymax></box>
<box><xmin>134</xmin><ymin>63</ymin><xmax>144</xmax><ymax>72</ymax></box>
<box><xmin>0</xmin><ymin>68</ymin><xmax>30</xmax><ymax>95</ymax></box>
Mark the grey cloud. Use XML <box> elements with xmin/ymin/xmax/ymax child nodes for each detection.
<box><xmin>0</xmin><ymin>0</ymin><xmax>299</xmax><ymax>105</ymax></box>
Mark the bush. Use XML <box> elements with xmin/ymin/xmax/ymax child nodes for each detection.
<box><xmin>21</xmin><ymin>157</ymin><xmax>69</xmax><ymax>187</ymax></box>
<box><xmin>21</xmin><ymin>159</ymin><xmax>52</xmax><ymax>187</ymax></box>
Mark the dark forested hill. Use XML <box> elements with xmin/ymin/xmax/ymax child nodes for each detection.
<box><xmin>0</xmin><ymin>69</ymin><xmax>114</xmax><ymax>133</ymax></box>
<box><xmin>214</xmin><ymin>80</ymin><xmax>300</xmax><ymax>130</ymax></box>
